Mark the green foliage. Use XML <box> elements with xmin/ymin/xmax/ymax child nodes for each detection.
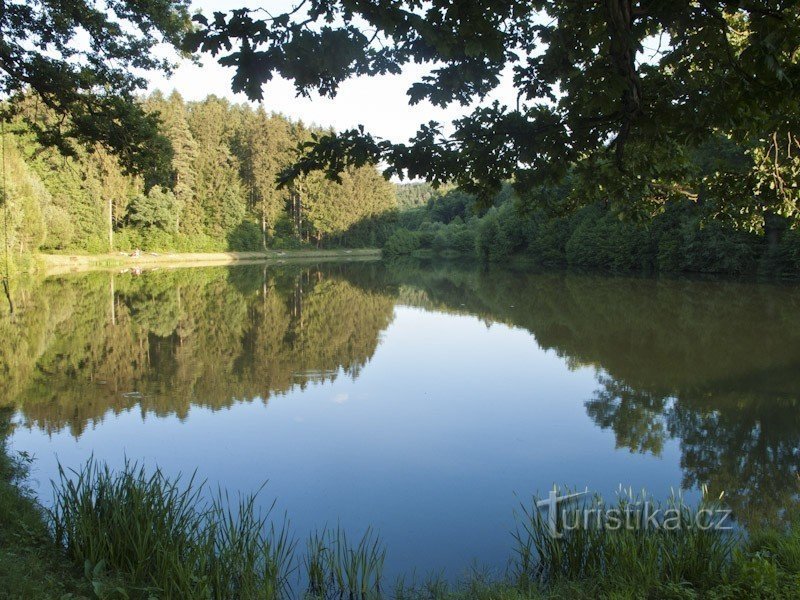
<box><xmin>41</xmin><ymin>204</ymin><xmax>74</xmax><ymax>251</ymax></box>
<box><xmin>395</xmin><ymin>182</ymin><xmax>443</xmax><ymax>210</ymax></box>
<box><xmin>52</xmin><ymin>458</ymin><xmax>296</xmax><ymax>599</ymax></box>
<box><xmin>303</xmin><ymin>527</ymin><xmax>386</xmax><ymax>599</ymax></box>
<box><xmin>1</xmin><ymin>1</ymin><xmax>191</xmax><ymax>179</ymax></box>
<box><xmin>1</xmin><ymin>93</ymin><xmax>394</xmax><ymax>263</ymax></box>
<box><xmin>513</xmin><ymin>489</ymin><xmax>738</xmax><ymax>594</ymax></box>
<box><xmin>384</xmin><ymin>228</ymin><xmax>421</xmax><ymax>257</ymax></box>
<box><xmin>678</xmin><ymin>219</ymin><xmax>758</xmax><ymax>275</ymax></box>
<box><xmin>227</xmin><ymin>220</ymin><xmax>264</xmax><ymax>251</ymax></box>
<box><xmin>128</xmin><ymin>187</ymin><xmax>180</xmax><ymax>232</ymax></box>
<box><xmin>196</xmin><ymin>1</ymin><xmax>800</xmax><ymax>231</ymax></box>
<box><xmin>0</xmin><ymin>136</ymin><xmax>48</xmax><ymax>273</ymax></box>
<box><xmin>384</xmin><ymin>183</ymin><xmax>799</xmax><ymax>277</ymax></box>
<box><xmin>565</xmin><ymin>209</ymin><xmax>655</xmax><ymax>272</ymax></box>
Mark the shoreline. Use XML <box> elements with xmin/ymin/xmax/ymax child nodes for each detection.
<box><xmin>39</xmin><ymin>248</ymin><xmax>382</xmax><ymax>274</ymax></box>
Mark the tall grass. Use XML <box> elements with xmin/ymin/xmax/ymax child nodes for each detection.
<box><xmin>45</xmin><ymin>458</ymin><xmax>800</xmax><ymax>599</ymax></box>
<box><xmin>303</xmin><ymin>526</ymin><xmax>386</xmax><ymax>599</ymax></box>
<box><xmin>51</xmin><ymin>458</ymin><xmax>296</xmax><ymax>599</ymax></box>
<box><xmin>511</xmin><ymin>486</ymin><xmax>739</xmax><ymax>594</ymax></box>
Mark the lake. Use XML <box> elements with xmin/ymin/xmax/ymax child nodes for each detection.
<box><xmin>3</xmin><ymin>260</ymin><xmax>800</xmax><ymax>579</ymax></box>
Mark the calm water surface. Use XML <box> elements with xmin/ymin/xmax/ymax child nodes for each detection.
<box><xmin>3</xmin><ymin>260</ymin><xmax>800</xmax><ymax>577</ymax></box>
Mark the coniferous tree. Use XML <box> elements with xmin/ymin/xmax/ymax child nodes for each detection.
<box><xmin>187</xmin><ymin>97</ymin><xmax>246</xmax><ymax>240</ymax></box>
<box><xmin>145</xmin><ymin>92</ymin><xmax>199</xmax><ymax>236</ymax></box>
<box><xmin>234</xmin><ymin>107</ymin><xmax>295</xmax><ymax>247</ymax></box>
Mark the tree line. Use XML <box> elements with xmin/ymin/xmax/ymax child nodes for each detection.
<box><xmin>0</xmin><ymin>92</ymin><xmax>395</xmax><ymax>269</ymax></box>
<box><xmin>386</xmin><ymin>177</ymin><xmax>800</xmax><ymax>278</ymax></box>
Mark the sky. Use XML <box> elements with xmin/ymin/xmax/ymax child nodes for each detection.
<box><xmin>145</xmin><ymin>0</ymin><xmax>518</xmax><ymax>142</ymax></box>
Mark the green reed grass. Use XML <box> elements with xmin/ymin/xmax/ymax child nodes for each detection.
<box><xmin>511</xmin><ymin>485</ymin><xmax>739</xmax><ymax>594</ymax></box>
<box><xmin>303</xmin><ymin>525</ymin><xmax>386</xmax><ymax>599</ymax></box>
<box><xmin>50</xmin><ymin>458</ymin><xmax>295</xmax><ymax>599</ymax></box>
<box><xmin>44</xmin><ymin>457</ymin><xmax>800</xmax><ymax>599</ymax></box>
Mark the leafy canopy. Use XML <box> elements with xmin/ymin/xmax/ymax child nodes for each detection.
<box><xmin>0</xmin><ymin>1</ymin><xmax>191</xmax><ymax>181</ymax></box>
<box><xmin>187</xmin><ymin>1</ymin><xmax>800</xmax><ymax>220</ymax></box>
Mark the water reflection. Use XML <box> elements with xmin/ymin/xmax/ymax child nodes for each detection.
<box><xmin>2</xmin><ymin>261</ymin><xmax>800</xmax><ymax>531</ymax></box>
<box><xmin>387</xmin><ymin>264</ymin><xmax>800</xmax><ymax>528</ymax></box>
<box><xmin>1</xmin><ymin>264</ymin><xmax>395</xmax><ymax>436</ymax></box>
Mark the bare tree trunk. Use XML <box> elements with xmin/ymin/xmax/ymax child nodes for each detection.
<box><xmin>261</xmin><ymin>203</ymin><xmax>268</xmax><ymax>250</ymax></box>
<box><xmin>108</xmin><ymin>196</ymin><xmax>114</xmax><ymax>251</ymax></box>
<box><xmin>1</xmin><ymin>278</ymin><xmax>12</xmax><ymax>315</ymax></box>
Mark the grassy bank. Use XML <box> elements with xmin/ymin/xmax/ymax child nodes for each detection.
<box><xmin>39</xmin><ymin>248</ymin><xmax>382</xmax><ymax>274</ymax></box>
<box><xmin>0</xmin><ymin>409</ymin><xmax>90</xmax><ymax>599</ymax></box>
<box><xmin>2</xmin><ymin>416</ymin><xmax>800</xmax><ymax>598</ymax></box>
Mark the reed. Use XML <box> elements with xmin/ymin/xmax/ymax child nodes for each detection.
<box><xmin>44</xmin><ymin>458</ymin><xmax>800</xmax><ymax>599</ymax></box>
<box><xmin>511</xmin><ymin>486</ymin><xmax>740</xmax><ymax>594</ymax></box>
<box><xmin>50</xmin><ymin>458</ymin><xmax>296</xmax><ymax>599</ymax></box>
<box><xmin>303</xmin><ymin>525</ymin><xmax>386</xmax><ymax>599</ymax></box>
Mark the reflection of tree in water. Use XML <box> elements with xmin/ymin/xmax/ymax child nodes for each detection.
<box><xmin>4</xmin><ymin>260</ymin><xmax>800</xmax><ymax>526</ymax></box>
<box><xmin>0</xmin><ymin>264</ymin><xmax>395</xmax><ymax>437</ymax></box>
<box><xmin>383</xmin><ymin>262</ymin><xmax>800</xmax><ymax>528</ymax></box>
<box><xmin>585</xmin><ymin>375</ymin><xmax>673</xmax><ymax>456</ymax></box>
<box><xmin>588</xmin><ymin>373</ymin><xmax>800</xmax><ymax>527</ymax></box>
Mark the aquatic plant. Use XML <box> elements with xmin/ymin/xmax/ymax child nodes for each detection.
<box><xmin>51</xmin><ymin>458</ymin><xmax>296</xmax><ymax>599</ymax></box>
<box><xmin>45</xmin><ymin>458</ymin><xmax>800</xmax><ymax>599</ymax></box>
<box><xmin>512</xmin><ymin>486</ymin><xmax>739</xmax><ymax>594</ymax></box>
<box><xmin>303</xmin><ymin>526</ymin><xmax>386</xmax><ymax>599</ymax></box>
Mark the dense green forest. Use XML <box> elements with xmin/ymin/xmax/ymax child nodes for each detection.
<box><xmin>385</xmin><ymin>180</ymin><xmax>800</xmax><ymax>278</ymax></box>
<box><xmin>2</xmin><ymin>1</ymin><xmax>799</xmax><ymax>282</ymax></box>
<box><xmin>3</xmin><ymin>91</ymin><xmax>800</xmax><ymax>278</ymax></box>
<box><xmin>0</xmin><ymin>93</ymin><xmax>395</xmax><ymax>270</ymax></box>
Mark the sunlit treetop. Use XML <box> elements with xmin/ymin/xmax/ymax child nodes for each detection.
<box><xmin>0</xmin><ymin>0</ymin><xmax>192</xmax><ymax>182</ymax></box>
<box><xmin>187</xmin><ymin>0</ymin><xmax>800</xmax><ymax>219</ymax></box>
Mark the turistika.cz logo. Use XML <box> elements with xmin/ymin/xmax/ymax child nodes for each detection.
<box><xmin>534</xmin><ymin>486</ymin><xmax>733</xmax><ymax>539</ymax></box>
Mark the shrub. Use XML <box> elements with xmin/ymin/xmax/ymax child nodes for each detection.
<box><xmin>680</xmin><ymin>219</ymin><xmax>758</xmax><ymax>275</ymax></box>
<box><xmin>565</xmin><ymin>207</ymin><xmax>615</xmax><ymax>269</ymax></box>
<box><xmin>384</xmin><ymin>228</ymin><xmax>421</xmax><ymax>256</ymax></box>
<box><xmin>532</xmin><ymin>216</ymin><xmax>573</xmax><ymax>267</ymax></box>
<box><xmin>41</xmin><ymin>205</ymin><xmax>74</xmax><ymax>250</ymax></box>
<box><xmin>450</xmin><ymin>226</ymin><xmax>477</xmax><ymax>255</ymax></box>
<box><xmin>139</xmin><ymin>228</ymin><xmax>177</xmax><ymax>252</ymax></box>
<box><xmin>227</xmin><ymin>220</ymin><xmax>264</xmax><ymax>251</ymax></box>
<box><xmin>476</xmin><ymin>210</ymin><xmax>501</xmax><ymax>261</ymax></box>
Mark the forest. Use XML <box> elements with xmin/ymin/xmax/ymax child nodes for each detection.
<box><xmin>387</xmin><ymin>153</ymin><xmax>800</xmax><ymax>278</ymax></box>
<box><xmin>6</xmin><ymin>95</ymin><xmax>800</xmax><ymax>279</ymax></box>
<box><xmin>0</xmin><ymin>92</ymin><xmax>395</xmax><ymax>271</ymax></box>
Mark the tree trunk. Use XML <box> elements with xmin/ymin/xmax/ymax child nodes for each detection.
<box><xmin>261</xmin><ymin>204</ymin><xmax>267</xmax><ymax>250</ymax></box>
<box><xmin>108</xmin><ymin>196</ymin><xmax>114</xmax><ymax>251</ymax></box>
<box><xmin>1</xmin><ymin>278</ymin><xmax>12</xmax><ymax>315</ymax></box>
